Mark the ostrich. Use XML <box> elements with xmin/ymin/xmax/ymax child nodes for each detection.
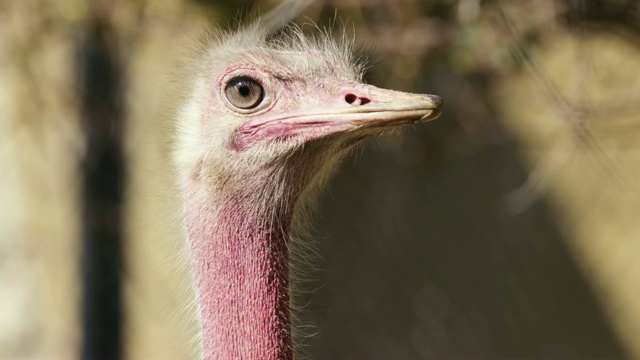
<box><xmin>174</xmin><ymin>15</ymin><xmax>442</xmax><ymax>360</ymax></box>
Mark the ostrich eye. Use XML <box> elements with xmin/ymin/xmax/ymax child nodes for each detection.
<box><xmin>225</xmin><ymin>76</ymin><xmax>264</xmax><ymax>109</ymax></box>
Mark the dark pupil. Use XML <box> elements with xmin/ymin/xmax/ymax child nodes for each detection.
<box><xmin>238</xmin><ymin>84</ymin><xmax>250</xmax><ymax>97</ymax></box>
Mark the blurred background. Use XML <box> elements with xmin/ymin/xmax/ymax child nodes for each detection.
<box><xmin>2</xmin><ymin>0</ymin><xmax>640</xmax><ymax>358</ymax></box>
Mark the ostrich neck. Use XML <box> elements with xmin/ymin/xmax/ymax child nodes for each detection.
<box><xmin>184</xmin><ymin>177</ymin><xmax>295</xmax><ymax>360</ymax></box>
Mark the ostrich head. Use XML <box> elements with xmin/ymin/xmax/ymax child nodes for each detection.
<box><xmin>175</xmin><ymin>22</ymin><xmax>441</xmax><ymax>360</ymax></box>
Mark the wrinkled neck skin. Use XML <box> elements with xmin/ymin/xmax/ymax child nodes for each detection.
<box><xmin>182</xmin><ymin>143</ymin><xmax>344</xmax><ymax>360</ymax></box>
<box><xmin>184</xmin><ymin>181</ymin><xmax>295</xmax><ymax>360</ymax></box>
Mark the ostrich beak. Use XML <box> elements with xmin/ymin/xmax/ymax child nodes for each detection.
<box><xmin>234</xmin><ymin>83</ymin><xmax>442</xmax><ymax>150</ymax></box>
<box><xmin>329</xmin><ymin>83</ymin><xmax>443</xmax><ymax>129</ymax></box>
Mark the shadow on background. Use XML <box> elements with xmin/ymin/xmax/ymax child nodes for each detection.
<box><xmin>302</xmin><ymin>59</ymin><xmax>628</xmax><ymax>358</ymax></box>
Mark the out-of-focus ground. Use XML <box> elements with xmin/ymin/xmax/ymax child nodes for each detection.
<box><xmin>1</xmin><ymin>0</ymin><xmax>640</xmax><ymax>358</ymax></box>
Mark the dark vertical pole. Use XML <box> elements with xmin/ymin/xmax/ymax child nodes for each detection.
<box><xmin>78</xmin><ymin>12</ymin><xmax>125</xmax><ymax>360</ymax></box>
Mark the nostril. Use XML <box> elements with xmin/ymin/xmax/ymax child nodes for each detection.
<box><xmin>345</xmin><ymin>94</ymin><xmax>371</xmax><ymax>106</ymax></box>
<box><xmin>345</xmin><ymin>93</ymin><xmax>357</xmax><ymax>104</ymax></box>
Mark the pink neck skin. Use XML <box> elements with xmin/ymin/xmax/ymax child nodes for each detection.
<box><xmin>184</xmin><ymin>178</ymin><xmax>294</xmax><ymax>360</ymax></box>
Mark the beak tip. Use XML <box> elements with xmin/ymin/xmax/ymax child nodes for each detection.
<box><xmin>429</xmin><ymin>94</ymin><xmax>443</xmax><ymax>110</ymax></box>
<box><xmin>423</xmin><ymin>94</ymin><xmax>443</xmax><ymax>121</ymax></box>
